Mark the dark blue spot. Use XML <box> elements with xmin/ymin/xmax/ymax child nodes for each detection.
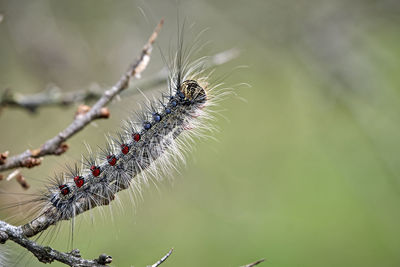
<box><xmin>178</xmin><ymin>91</ymin><xmax>185</xmax><ymax>99</ymax></box>
<box><xmin>171</xmin><ymin>101</ymin><xmax>177</xmax><ymax>107</ymax></box>
<box><xmin>153</xmin><ymin>113</ymin><xmax>161</xmax><ymax>122</ymax></box>
<box><xmin>144</xmin><ymin>122</ymin><xmax>151</xmax><ymax>130</ymax></box>
<box><xmin>165</xmin><ymin>108</ymin><xmax>171</xmax><ymax>114</ymax></box>
<box><xmin>53</xmin><ymin>198</ymin><xmax>63</xmax><ymax>209</ymax></box>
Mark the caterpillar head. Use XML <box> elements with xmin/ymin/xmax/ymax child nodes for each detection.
<box><xmin>179</xmin><ymin>80</ymin><xmax>207</xmax><ymax>104</ymax></box>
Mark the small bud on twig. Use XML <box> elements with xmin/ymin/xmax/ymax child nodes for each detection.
<box><xmin>99</xmin><ymin>107</ymin><xmax>110</xmax><ymax>119</ymax></box>
<box><xmin>54</xmin><ymin>143</ymin><xmax>69</xmax><ymax>155</ymax></box>
<box><xmin>22</xmin><ymin>157</ymin><xmax>42</xmax><ymax>168</ymax></box>
<box><xmin>75</xmin><ymin>104</ymin><xmax>91</xmax><ymax>119</ymax></box>
<box><xmin>16</xmin><ymin>173</ymin><xmax>30</xmax><ymax>190</ymax></box>
<box><xmin>0</xmin><ymin>151</ymin><xmax>9</xmax><ymax>165</ymax></box>
<box><xmin>30</xmin><ymin>148</ymin><xmax>41</xmax><ymax>157</ymax></box>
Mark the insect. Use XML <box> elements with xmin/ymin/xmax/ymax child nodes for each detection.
<box><xmin>0</xmin><ymin>20</ymin><xmax>234</xmax><ymax>267</ymax></box>
<box><xmin>3</xmin><ymin>25</ymin><xmax>227</xmax><ymax>241</ymax></box>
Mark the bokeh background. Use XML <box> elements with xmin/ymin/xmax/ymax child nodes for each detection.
<box><xmin>1</xmin><ymin>0</ymin><xmax>400</xmax><ymax>266</ymax></box>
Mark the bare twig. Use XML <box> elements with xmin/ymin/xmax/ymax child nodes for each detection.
<box><xmin>0</xmin><ymin>48</ymin><xmax>239</xmax><ymax>113</ymax></box>
<box><xmin>1</xmin><ymin>218</ymin><xmax>172</xmax><ymax>267</ymax></box>
<box><xmin>0</xmin><ymin>19</ymin><xmax>164</xmax><ymax>174</ymax></box>
<box><xmin>147</xmin><ymin>248</ymin><xmax>174</xmax><ymax>267</ymax></box>
<box><xmin>0</xmin><ymin>85</ymin><xmax>102</xmax><ymax>113</ymax></box>
<box><xmin>240</xmin><ymin>258</ymin><xmax>265</xmax><ymax>267</ymax></box>
<box><xmin>0</xmin><ymin>220</ymin><xmax>110</xmax><ymax>266</ymax></box>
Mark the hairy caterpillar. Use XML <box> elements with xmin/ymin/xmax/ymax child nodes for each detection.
<box><xmin>24</xmin><ymin>82</ymin><xmax>208</xmax><ymax>237</ymax></box>
<box><xmin>2</xmin><ymin>25</ymin><xmax>226</xmax><ymax>245</ymax></box>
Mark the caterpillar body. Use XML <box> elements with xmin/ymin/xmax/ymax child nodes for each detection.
<box><xmin>12</xmin><ymin>36</ymin><xmax>223</xmax><ymax>239</ymax></box>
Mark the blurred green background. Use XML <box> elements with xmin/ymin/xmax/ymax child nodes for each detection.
<box><xmin>1</xmin><ymin>0</ymin><xmax>400</xmax><ymax>266</ymax></box>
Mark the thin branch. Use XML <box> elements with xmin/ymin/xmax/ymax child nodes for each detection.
<box><xmin>0</xmin><ymin>86</ymin><xmax>101</xmax><ymax>113</ymax></box>
<box><xmin>0</xmin><ymin>19</ymin><xmax>164</xmax><ymax>174</ymax></box>
<box><xmin>240</xmin><ymin>258</ymin><xmax>265</xmax><ymax>267</ymax></box>
<box><xmin>1</xmin><ymin>218</ymin><xmax>172</xmax><ymax>267</ymax></box>
<box><xmin>0</xmin><ymin>220</ymin><xmax>111</xmax><ymax>266</ymax></box>
<box><xmin>0</xmin><ymin>48</ymin><xmax>239</xmax><ymax>113</ymax></box>
<box><xmin>147</xmin><ymin>248</ymin><xmax>174</xmax><ymax>267</ymax></box>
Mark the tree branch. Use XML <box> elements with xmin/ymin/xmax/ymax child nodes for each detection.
<box><xmin>0</xmin><ymin>48</ymin><xmax>239</xmax><ymax>113</ymax></box>
<box><xmin>0</xmin><ymin>85</ymin><xmax>101</xmax><ymax>113</ymax></box>
<box><xmin>147</xmin><ymin>248</ymin><xmax>173</xmax><ymax>267</ymax></box>
<box><xmin>0</xmin><ymin>220</ymin><xmax>111</xmax><ymax>266</ymax></box>
<box><xmin>240</xmin><ymin>258</ymin><xmax>265</xmax><ymax>267</ymax></box>
<box><xmin>1</xmin><ymin>219</ymin><xmax>175</xmax><ymax>267</ymax></box>
<box><xmin>0</xmin><ymin>19</ymin><xmax>164</xmax><ymax>174</ymax></box>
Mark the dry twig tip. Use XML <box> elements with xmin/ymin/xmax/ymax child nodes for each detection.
<box><xmin>148</xmin><ymin>248</ymin><xmax>173</xmax><ymax>267</ymax></box>
<box><xmin>241</xmin><ymin>258</ymin><xmax>265</xmax><ymax>267</ymax></box>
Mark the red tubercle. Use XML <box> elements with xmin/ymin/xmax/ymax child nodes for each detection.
<box><xmin>121</xmin><ymin>144</ymin><xmax>130</xmax><ymax>154</ymax></box>
<box><xmin>133</xmin><ymin>133</ymin><xmax>141</xmax><ymax>142</ymax></box>
<box><xmin>59</xmin><ymin>184</ymin><xmax>70</xmax><ymax>195</ymax></box>
<box><xmin>73</xmin><ymin>176</ymin><xmax>84</xmax><ymax>188</ymax></box>
<box><xmin>107</xmin><ymin>155</ymin><xmax>117</xmax><ymax>166</ymax></box>
<box><xmin>90</xmin><ymin>165</ymin><xmax>101</xmax><ymax>177</ymax></box>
